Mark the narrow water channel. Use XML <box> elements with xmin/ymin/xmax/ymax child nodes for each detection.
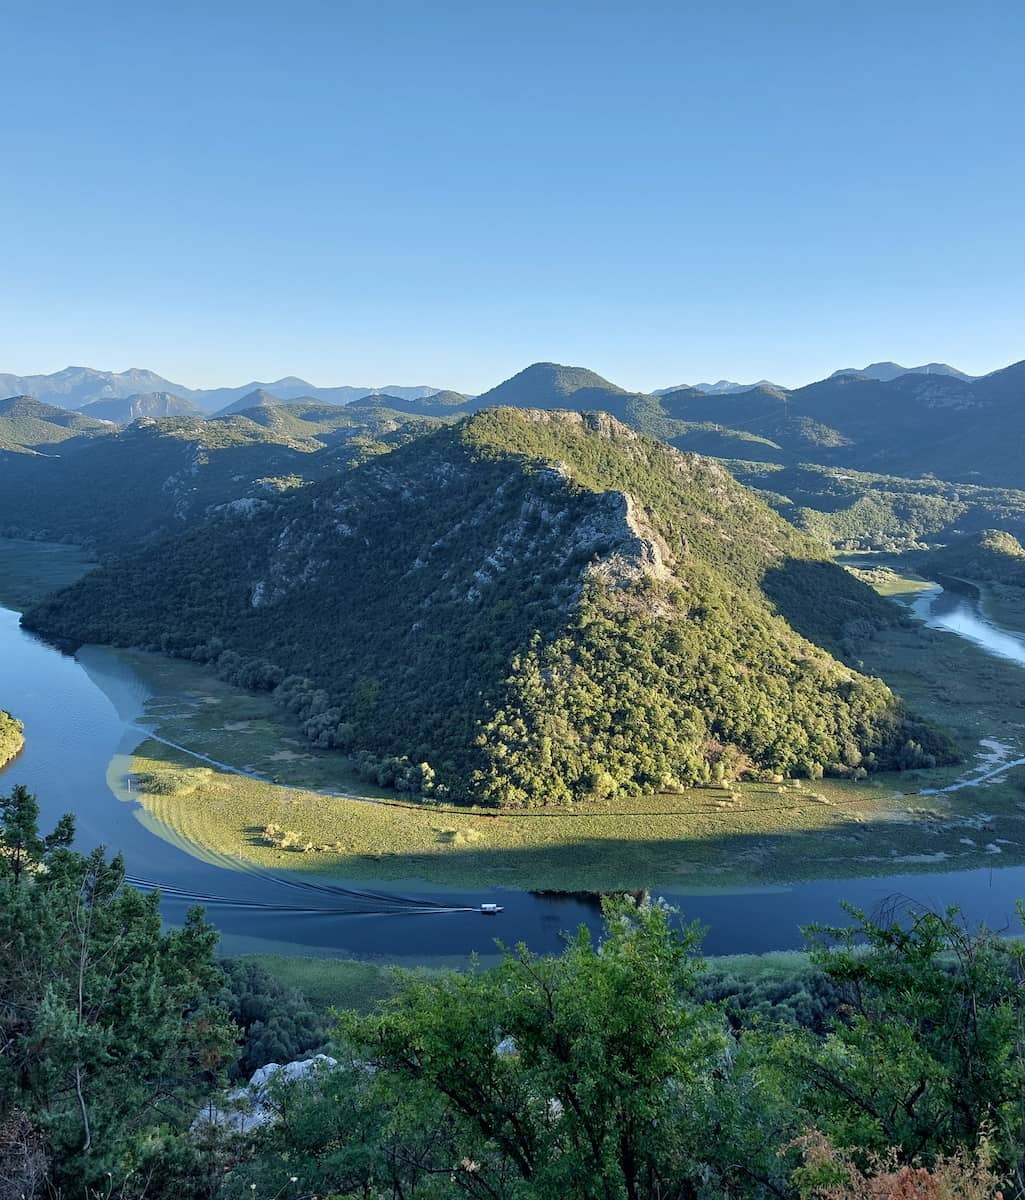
<box><xmin>4</xmin><ymin>592</ymin><xmax>1025</xmax><ymax>961</ymax></box>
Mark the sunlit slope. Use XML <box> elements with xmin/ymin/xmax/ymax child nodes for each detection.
<box><xmin>26</xmin><ymin>408</ymin><xmax>952</xmax><ymax>804</ymax></box>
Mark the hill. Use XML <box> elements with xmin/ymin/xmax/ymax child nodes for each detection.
<box><xmin>926</xmin><ymin>529</ymin><xmax>1025</xmax><ymax>587</ymax></box>
<box><xmin>26</xmin><ymin>408</ymin><xmax>950</xmax><ymax>805</ymax></box>
<box><xmin>78</xmin><ymin>391</ymin><xmax>203</xmax><ymax>424</ymax></box>
<box><xmin>0</xmin><ymin>403</ymin><xmax>444</xmax><ymax>552</ymax></box>
<box><xmin>728</xmin><ymin>462</ymin><xmax>1025</xmax><ymax>552</ymax></box>
<box><xmin>0</xmin><ymin>395</ymin><xmax>115</xmax><ymax>451</ymax></box>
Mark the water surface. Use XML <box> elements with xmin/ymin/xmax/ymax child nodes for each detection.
<box><xmin>5</xmin><ymin>600</ymin><xmax>1025</xmax><ymax>960</ymax></box>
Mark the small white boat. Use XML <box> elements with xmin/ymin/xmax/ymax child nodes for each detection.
<box><xmin>479</xmin><ymin>902</ymin><xmax>504</xmax><ymax>915</ymax></box>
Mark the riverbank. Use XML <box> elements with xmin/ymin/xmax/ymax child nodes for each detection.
<box><xmin>0</xmin><ymin>710</ymin><xmax>25</xmax><ymax>769</ymax></box>
<box><xmin>117</xmin><ymin>576</ymin><xmax>1025</xmax><ymax>892</ymax></box>
<box><xmin>6</xmin><ymin>533</ymin><xmax>1025</xmax><ymax>899</ymax></box>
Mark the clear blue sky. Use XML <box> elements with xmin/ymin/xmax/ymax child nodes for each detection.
<box><xmin>2</xmin><ymin>0</ymin><xmax>1022</xmax><ymax>393</ymax></box>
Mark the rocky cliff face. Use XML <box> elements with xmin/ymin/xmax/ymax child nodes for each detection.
<box><xmin>26</xmin><ymin>407</ymin><xmax>947</xmax><ymax>803</ymax></box>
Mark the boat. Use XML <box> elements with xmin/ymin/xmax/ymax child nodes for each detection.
<box><xmin>479</xmin><ymin>902</ymin><xmax>504</xmax><ymax>915</ymax></box>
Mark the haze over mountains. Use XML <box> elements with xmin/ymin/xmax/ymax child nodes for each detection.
<box><xmin>0</xmin><ymin>356</ymin><xmax>995</xmax><ymax>418</ymax></box>
<box><xmin>0</xmin><ymin>366</ymin><xmax>444</xmax><ymax>415</ymax></box>
<box><xmin>7</xmin><ymin>348</ymin><xmax>1021</xmax><ymax>805</ymax></box>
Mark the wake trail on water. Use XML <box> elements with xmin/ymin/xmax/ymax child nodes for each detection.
<box><xmin>124</xmin><ymin>873</ymin><xmax>477</xmax><ymax>915</ymax></box>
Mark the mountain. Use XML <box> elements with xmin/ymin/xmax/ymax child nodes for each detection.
<box><xmin>193</xmin><ymin>379</ymin><xmax>443</xmax><ymax>413</ymax></box>
<box><xmin>729</xmin><ymin>461</ymin><xmax>1025</xmax><ymax>553</ymax></box>
<box><xmin>0</xmin><ymin>367</ymin><xmax>447</xmax><ymax>414</ymax></box>
<box><xmin>0</xmin><ymin>395</ymin><xmax>115</xmax><ymax>452</ymax></box>
<box><xmin>658</xmin><ymin>379</ymin><xmax>782</xmax><ymax>395</ymax></box>
<box><xmin>829</xmin><ymin>361</ymin><xmax>974</xmax><ymax>382</ymax></box>
<box><xmin>211</xmin><ymin>388</ymin><xmax>315</xmax><ymax>418</ymax></box>
<box><xmin>647</xmin><ymin>361</ymin><xmax>1025</xmax><ymax>488</ymax></box>
<box><xmin>78</xmin><ymin>391</ymin><xmax>203</xmax><ymax>424</ymax></box>
<box><xmin>0</xmin><ymin>367</ymin><xmax>190</xmax><ymax>409</ymax></box>
<box><xmin>474</xmin><ymin>363</ymin><xmax>633</xmax><ymax>411</ymax></box>
<box><xmin>926</xmin><ymin>529</ymin><xmax>1025</xmax><ymax>587</ymax></box>
<box><xmin>0</xmin><ymin>403</ymin><xmax>444</xmax><ymax>552</ymax></box>
<box><xmin>26</xmin><ymin>408</ymin><xmax>951</xmax><ymax>805</ymax></box>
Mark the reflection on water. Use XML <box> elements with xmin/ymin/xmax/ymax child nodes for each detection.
<box><xmin>911</xmin><ymin>583</ymin><xmax>1025</xmax><ymax>668</ymax></box>
<box><xmin>4</xmin><ymin>597</ymin><xmax>1025</xmax><ymax>959</ymax></box>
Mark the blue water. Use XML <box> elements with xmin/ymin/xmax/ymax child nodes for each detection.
<box><xmin>3</xmin><ymin>598</ymin><xmax>1025</xmax><ymax>960</ymax></box>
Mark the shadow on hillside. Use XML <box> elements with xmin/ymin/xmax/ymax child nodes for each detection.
<box><xmin>761</xmin><ymin>557</ymin><xmax>898</xmax><ymax>650</ymax></box>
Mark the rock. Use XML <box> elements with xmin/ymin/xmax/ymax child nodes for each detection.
<box><xmin>192</xmin><ymin>1054</ymin><xmax>338</xmax><ymax>1136</ymax></box>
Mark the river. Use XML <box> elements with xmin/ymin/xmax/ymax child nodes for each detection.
<box><xmin>4</xmin><ymin>586</ymin><xmax>1025</xmax><ymax>961</ymax></box>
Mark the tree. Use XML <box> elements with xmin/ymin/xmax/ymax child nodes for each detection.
<box><xmin>0</xmin><ymin>787</ymin><xmax>238</xmax><ymax>1192</ymax></box>
<box><xmin>336</xmin><ymin>898</ymin><xmax>737</xmax><ymax>1200</ymax></box>
<box><xmin>762</xmin><ymin>904</ymin><xmax>1025</xmax><ymax>1188</ymax></box>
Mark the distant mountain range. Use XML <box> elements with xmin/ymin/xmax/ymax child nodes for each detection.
<box><xmin>827</xmin><ymin>361</ymin><xmax>974</xmax><ymax>383</ymax></box>
<box><xmin>0</xmin><ymin>367</ymin><xmax>444</xmax><ymax>414</ymax></box>
<box><xmin>655</xmin><ymin>379</ymin><xmax>782</xmax><ymax>395</ymax></box>
<box><xmin>0</xmin><ymin>359</ymin><xmax>989</xmax><ymax>416</ymax></box>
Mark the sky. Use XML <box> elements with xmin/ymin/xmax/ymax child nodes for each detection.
<box><xmin>1</xmin><ymin>0</ymin><xmax>1023</xmax><ymax>394</ymax></box>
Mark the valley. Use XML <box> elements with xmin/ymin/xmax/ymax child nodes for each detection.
<box><xmin>7</xmin><ymin>361</ymin><xmax>1025</xmax><ymax>964</ymax></box>
<box><xmin>5</xmin><ymin>533</ymin><xmax>1025</xmax><ymax>967</ymax></box>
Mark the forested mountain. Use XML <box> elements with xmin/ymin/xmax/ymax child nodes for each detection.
<box><xmin>656</xmin><ymin>360</ymin><xmax>1025</xmax><ymax>487</ymax></box>
<box><xmin>78</xmin><ymin>391</ymin><xmax>203</xmax><ymax>424</ymax></box>
<box><xmin>0</xmin><ymin>404</ymin><xmax>445</xmax><ymax>552</ymax></box>
<box><xmin>926</xmin><ymin>529</ymin><xmax>1025</xmax><ymax>587</ymax></box>
<box><xmin>728</xmin><ymin>462</ymin><xmax>1025</xmax><ymax>552</ymax></box>
<box><xmin>0</xmin><ymin>395</ymin><xmax>114</xmax><ymax>452</ymax></box>
<box><xmin>8</xmin><ymin>355</ymin><xmax>1025</xmax><ymax>558</ymax></box>
<box><xmin>26</xmin><ymin>408</ymin><xmax>950</xmax><ymax>805</ymax></box>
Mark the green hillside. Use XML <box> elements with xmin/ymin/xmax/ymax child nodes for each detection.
<box><xmin>729</xmin><ymin>462</ymin><xmax>1025</xmax><ymax>552</ymax></box>
<box><xmin>0</xmin><ymin>395</ymin><xmax>115</xmax><ymax>451</ymax></box>
<box><xmin>0</xmin><ymin>403</ymin><xmax>444</xmax><ymax>552</ymax></box>
<box><xmin>26</xmin><ymin>408</ymin><xmax>951</xmax><ymax>805</ymax></box>
<box><xmin>927</xmin><ymin>529</ymin><xmax>1025</xmax><ymax>587</ymax></box>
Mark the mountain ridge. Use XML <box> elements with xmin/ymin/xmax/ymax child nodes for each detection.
<box><xmin>25</xmin><ymin>406</ymin><xmax>952</xmax><ymax>805</ymax></box>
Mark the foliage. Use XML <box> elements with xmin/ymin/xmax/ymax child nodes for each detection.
<box><xmin>788</xmin><ymin>1129</ymin><xmax>1002</xmax><ymax>1199</ymax></box>
<box><xmin>0</xmin><ymin>709</ymin><xmax>24</xmax><ymax>767</ymax></box>
<box><xmin>231</xmin><ymin>897</ymin><xmax>774</xmax><ymax>1200</ymax></box>
<box><xmin>926</xmin><ymin>530</ymin><xmax>1025</xmax><ymax>588</ymax></box>
<box><xmin>26</xmin><ymin>409</ymin><xmax>950</xmax><ymax>806</ymax></box>
<box><xmin>0</xmin><ymin>786</ymin><xmax>237</xmax><ymax>1193</ymax></box>
<box><xmin>6</xmin><ymin>793</ymin><xmax>1025</xmax><ymax>1197</ymax></box>
<box><xmin>761</xmin><ymin>904</ymin><xmax>1025</xmax><ymax>1187</ymax></box>
<box><xmin>218</xmin><ymin>958</ymin><xmax>328</xmax><ymax>1077</ymax></box>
